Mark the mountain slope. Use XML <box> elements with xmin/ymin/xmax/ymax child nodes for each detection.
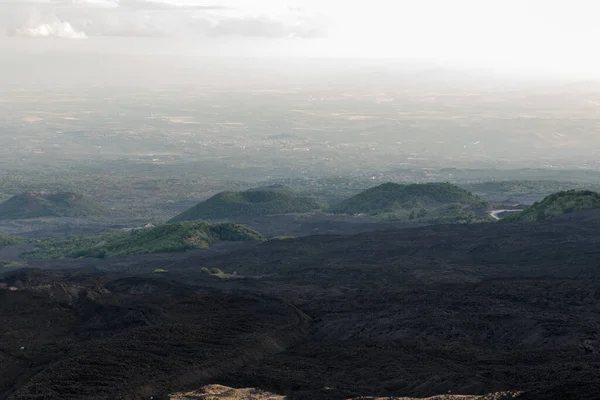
<box><xmin>0</xmin><ymin>192</ymin><xmax>108</xmax><ymax>220</ymax></box>
<box><xmin>330</xmin><ymin>182</ymin><xmax>486</xmax><ymax>215</ymax></box>
<box><xmin>503</xmin><ymin>190</ymin><xmax>600</xmax><ymax>222</ymax></box>
<box><xmin>170</xmin><ymin>188</ymin><xmax>321</xmax><ymax>222</ymax></box>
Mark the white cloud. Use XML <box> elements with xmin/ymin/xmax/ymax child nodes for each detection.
<box><xmin>10</xmin><ymin>20</ymin><xmax>87</xmax><ymax>38</ymax></box>
<box><xmin>1</xmin><ymin>0</ymin><xmax>600</xmax><ymax>78</ymax></box>
<box><xmin>4</xmin><ymin>5</ymin><xmax>87</xmax><ymax>39</ymax></box>
<box><xmin>1</xmin><ymin>0</ymin><xmax>326</xmax><ymax>39</ymax></box>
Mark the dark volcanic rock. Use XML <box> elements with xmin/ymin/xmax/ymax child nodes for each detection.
<box><xmin>0</xmin><ymin>273</ymin><xmax>310</xmax><ymax>400</ymax></box>
<box><xmin>3</xmin><ymin>211</ymin><xmax>600</xmax><ymax>399</ymax></box>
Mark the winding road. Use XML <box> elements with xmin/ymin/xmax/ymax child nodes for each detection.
<box><xmin>489</xmin><ymin>209</ymin><xmax>522</xmax><ymax>220</ymax></box>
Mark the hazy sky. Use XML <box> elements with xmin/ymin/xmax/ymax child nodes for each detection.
<box><xmin>1</xmin><ymin>0</ymin><xmax>599</xmax><ymax>78</ymax></box>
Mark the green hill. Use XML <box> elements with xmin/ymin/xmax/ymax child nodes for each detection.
<box><xmin>330</xmin><ymin>182</ymin><xmax>485</xmax><ymax>214</ymax></box>
<box><xmin>0</xmin><ymin>192</ymin><xmax>109</xmax><ymax>220</ymax></box>
<box><xmin>22</xmin><ymin>221</ymin><xmax>265</xmax><ymax>260</ymax></box>
<box><xmin>170</xmin><ymin>188</ymin><xmax>321</xmax><ymax>222</ymax></box>
<box><xmin>328</xmin><ymin>182</ymin><xmax>489</xmax><ymax>224</ymax></box>
<box><xmin>503</xmin><ymin>190</ymin><xmax>600</xmax><ymax>222</ymax></box>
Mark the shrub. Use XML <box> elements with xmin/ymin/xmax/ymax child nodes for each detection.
<box><xmin>0</xmin><ymin>261</ymin><xmax>28</xmax><ymax>268</ymax></box>
<box><xmin>271</xmin><ymin>236</ymin><xmax>296</xmax><ymax>241</ymax></box>
<box><xmin>0</xmin><ymin>233</ymin><xmax>24</xmax><ymax>248</ymax></box>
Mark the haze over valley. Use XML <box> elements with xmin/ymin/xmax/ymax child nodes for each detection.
<box><xmin>4</xmin><ymin>54</ymin><xmax>600</xmax><ymax>175</ymax></box>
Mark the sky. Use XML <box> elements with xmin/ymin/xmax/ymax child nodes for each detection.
<box><xmin>1</xmin><ymin>0</ymin><xmax>600</xmax><ymax>78</ymax></box>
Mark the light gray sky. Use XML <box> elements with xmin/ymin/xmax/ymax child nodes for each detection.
<box><xmin>1</xmin><ymin>0</ymin><xmax>599</xmax><ymax>78</ymax></box>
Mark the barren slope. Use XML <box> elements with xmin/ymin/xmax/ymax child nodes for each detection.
<box><xmin>3</xmin><ymin>210</ymin><xmax>600</xmax><ymax>399</ymax></box>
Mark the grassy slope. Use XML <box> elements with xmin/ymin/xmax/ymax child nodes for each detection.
<box><xmin>22</xmin><ymin>221</ymin><xmax>265</xmax><ymax>260</ymax></box>
<box><xmin>330</xmin><ymin>182</ymin><xmax>486</xmax><ymax>214</ymax></box>
<box><xmin>503</xmin><ymin>190</ymin><xmax>600</xmax><ymax>222</ymax></box>
<box><xmin>170</xmin><ymin>189</ymin><xmax>321</xmax><ymax>222</ymax></box>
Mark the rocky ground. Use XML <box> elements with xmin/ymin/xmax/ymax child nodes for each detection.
<box><xmin>2</xmin><ymin>210</ymin><xmax>600</xmax><ymax>399</ymax></box>
<box><xmin>169</xmin><ymin>385</ymin><xmax>521</xmax><ymax>400</ymax></box>
<box><xmin>210</xmin><ymin>213</ymin><xmax>422</xmax><ymax>239</ymax></box>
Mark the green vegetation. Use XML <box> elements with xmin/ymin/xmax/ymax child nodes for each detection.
<box><xmin>0</xmin><ymin>192</ymin><xmax>109</xmax><ymax>220</ymax></box>
<box><xmin>0</xmin><ymin>233</ymin><xmax>23</xmax><ymax>248</ymax></box>
<box><xmin>503</xmin><ymin>190</ymin><xmax>600</xmax><ymax>222</ymax></box>
<box><xmin>199</xmin><ymin>266</ymin><xmax>230</xmax><ymax>278</ymax></box>
<box><xmin>21</xmin><ymin>221</ymin><xmax>265</xmax><ymax>260</ymax></box>
<box><xmin>329</xmin><ymin>182</ymin><xmax>489</xmax><ymax>223</ymax></box>
<box><xmin>209</xmin><ymin>268</ymin><xmax>230</xmax><ymax>278</ymax></box>
<box><xmin>270</xmin><ymin>236</ymin><xmax>296</xmax><ymax>241</ymax></box>
<box><xmin>170</xmin><ymin>187</ymin><xmax>321</xmax><ymax>222</ymax></box>
<box><xmin>0</xmin><ymin>261</ymin><xmax>28</xmax><ymax>268</ymax></box>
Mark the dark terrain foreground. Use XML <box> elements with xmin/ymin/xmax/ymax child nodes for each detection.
<box><xmin>3</xmin><ymin>211</ymin><xmax>600</xmax><ymax>399</ymax></box>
